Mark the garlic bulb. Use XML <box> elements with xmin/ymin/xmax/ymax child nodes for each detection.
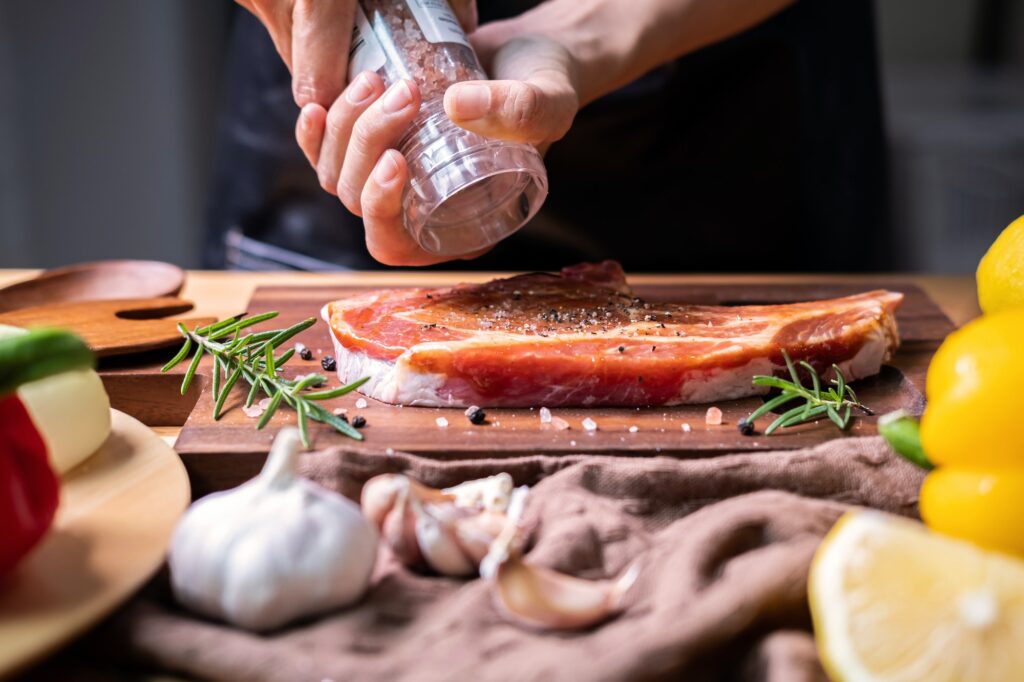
<box><xmin>361</xmin><ymin>472</ymin><xmax>514</xmax><ymax>576</ymax></box>
<box><xmin>169</xmin><ymin>428</ymin><xmax>378</xmax><ymax>632</ymax></box>
<box><xmin>481</xmin><ymin>488</ymin><xmax>638</xmax><ymax>631</ymax></box>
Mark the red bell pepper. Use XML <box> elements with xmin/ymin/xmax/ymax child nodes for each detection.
<box><xmin>0</xmin><ymin>328</ymin><xmax>95</xmax><ymax>576</ymax></box>
<box><xmin>0</xmin><ymin>393</ymin><xmax>59</xmax><ymax>576</ymax></box>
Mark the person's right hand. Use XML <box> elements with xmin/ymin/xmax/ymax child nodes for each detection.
<box><xmin>235</xmin><ymin>0</ymin><xmax>357</xmax><ymax>108</ymax></box>
<box><xmin>235</xmin><ymin>0</ymin><xmax>479</xmax><ymax>109</ymax></box>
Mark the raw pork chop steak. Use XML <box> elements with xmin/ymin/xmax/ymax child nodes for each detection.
<box><xmin>322</xmin><ymin>262</ymin><xmax>903</xmax><ymax>407</ymax></box>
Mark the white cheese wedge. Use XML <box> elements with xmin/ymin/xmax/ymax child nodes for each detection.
<box><xmin>0</xmin><ymin>324</ymin><xmax>111</xmax><ymax>474</ymax></box>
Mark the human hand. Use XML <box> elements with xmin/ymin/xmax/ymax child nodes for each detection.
<box><xmin>234</xmin><ymin>0</ymin><xmax>478</xmax><ymax>108</ymax></box>
<box><xmin>294</xmin><ymin>31</ymin><xmax>579</xmax><ymax>266</ymax></box>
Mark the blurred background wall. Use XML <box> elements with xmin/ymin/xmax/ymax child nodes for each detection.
<box><xmin>0</xmin><ymin>0</ymin><xmax>1021</xmax><ymax>271</ymax></box>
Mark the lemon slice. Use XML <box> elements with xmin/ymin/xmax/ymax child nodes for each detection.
<box><xmin>810</xmin><ymin>511</ymin><xmax>1024</xmax><ymax>682</ymax></box>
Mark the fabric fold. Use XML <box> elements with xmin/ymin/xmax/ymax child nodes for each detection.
<box><xmin>96</xmin><ymin>436</ymin><xmax>923</xmax><ymax>682</ymax></box>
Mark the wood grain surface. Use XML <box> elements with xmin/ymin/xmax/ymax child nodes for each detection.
<box><xmin>173</xmin><ymin>279</ymin><xmax>955</xmax><ymax>495</ymax></box>
<box><xmin>0</xmin><ymin>297</ymin><xmax>214</xmax><ymax>357</ymax></box>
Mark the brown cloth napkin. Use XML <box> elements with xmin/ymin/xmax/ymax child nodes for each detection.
<box><xmin>100</xmin><ymin>437</ymin><xmax>924</xmax><ymax>682</ymax></box>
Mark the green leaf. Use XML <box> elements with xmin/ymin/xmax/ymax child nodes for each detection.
<box><xmin>209</xmin><ymin>312</ymin><xmax>279</xmax><ymax>340</ymax></box>
<box><xmin>161</xmin><ymin>328</ymin><xmax>192</xmax><ymax>373</ymax></box>
<box><xmin>826</xmin><ymin>404</ymin><xmax>846</xmax><ymax>430</ymax></box>
<box><xmin>306</xmin><ymin>402</ymin><xmax>363</xmax><ymax>441</ymax></box>
<box><xmin>297</xmin><ymin>401</ymin><xmax>310</xmax><ymax>447</ymax></box>
<box><xmin>743</xmin><ymin>392</ymin><xmax>800</xmax><ymax>427</ymax></box>
<box><xmin>304</xmin><ymin>376</ymin><xmax>371</xmax><ymax>400</ymax></box>
<box><xmin>212</xmin><ymin>355</ymin><xmax>223</xmax><ymax>401</ymax></box>
<box><xmin>878</xmin><ymin>410</ymin><xmax>933</xmax><ymax>470</ymax></box>
<box><xmin>799</xmin><ymin>361</ymin><xmax>821</xmax><ymax>399</ymax></box>
<box><xmin>245</xmin><ymin>376</ymin><xmax>261</xmax><ymax>408</ymax></box>
<box><xmin>782</xmin><ymin>350</ymin><xmax>802</xmax><ymax>387</ymax></box>
<box><xmin>214</xmin><ymin>366</ymin><xmax>243</xmax><ymax>420</ymax></box>
<box><xmin>264</xmin><ymin>344</ymin><xmax>276</xmax><ymax>378</ymax></box>
<box><xmin>256</xmin><ymin>390</ymin><xmax>284</xmax><ymax>430</ymax></box>
<box><xmin>181</xmin><ymin>346</ymin><xmax>205</xmax><ymax>396</ymax></box>
<box><xmin>766</xmin><ymin>404</ymin><xmax>813</xmax><ymax>434</ymax></box>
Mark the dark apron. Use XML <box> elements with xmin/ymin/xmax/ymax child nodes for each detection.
<box><xmin>205</xmin><ymin>0</ymin><xmax>889</xmax><ymax>272</ymax></box>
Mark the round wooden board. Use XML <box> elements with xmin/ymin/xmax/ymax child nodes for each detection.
<box><xmin>0</xmin><ymin>409</ymin><xmax>191</xmax><ymax>677</ymax></box>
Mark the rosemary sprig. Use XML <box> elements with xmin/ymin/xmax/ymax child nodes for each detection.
<box><xmin>741</xmin><ymin>350</ymin><xmax>872</xmax><ymax>435</ymax></box>
<box><xmin>162</xmin><ymin>312</ymin><xmax>370</xmax><ymax>446</ymax></box>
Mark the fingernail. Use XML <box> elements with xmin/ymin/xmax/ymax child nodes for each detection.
<box><xmin>382</xmin><ymin>81</ymin><xmax>414</xmax><ymax>114</ymax></box>
<box><xmin>451</xmin><ymin>84</ymin><xmax>490</xmax><ymax>120</ymax></box>
<box><xmin>375</xmin><ymin>151</ymin><xmax>401</xmax><ymax>184</ymax></box>
<box><xmin>346</xmin><ymin>72</ymin><xmax>375</xmax><ymax>105</ymax></box>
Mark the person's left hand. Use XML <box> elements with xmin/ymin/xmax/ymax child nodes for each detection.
<box><xmin>295</xmin><ymin>33</ymin><xmax>580</xmax><ymax>266</ymax></box>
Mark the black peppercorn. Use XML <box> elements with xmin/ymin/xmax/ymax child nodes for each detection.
<box><xmin>321</xmin><ymin>356</ymin><xmax>336</xmax><ymax>372</ymax></box>
<box><xmin>618</xmin><ymin>346</ymin><xmax>625</xmax><ymax>353</ymax></box>
<box><xmin>466</xmin><ymin>406</ymin><xmax>487</xmax><ymax>425</ymax></box>
<box><xmin>351</xmin><ymin>415</ymin><xmax>367</xmax><ymax>429</ymax></box>
<box><xmin>738</xmin><ymin>419</ymin><xmax>755</xmax><ymax>436</ymax></box>
<box><xmin>298</xmin><ymin>347</ymin><xmax>313</xmax><ymax>361</ymax></box>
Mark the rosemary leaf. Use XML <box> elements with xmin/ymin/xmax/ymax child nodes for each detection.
<box><xmin>297</xmin><ymin>401</ymin><xmax>310</xmax><ymax>447</ymax></box>
<box><xmin>305</xmin><ymin>376</ymin><xmax>371</xmax><ymax>400</ymax></box>
<box><xmin>257</xmin><ymin>390</ymin><xmax>284</xmax><ymax>430</ymax></box>
<box><xmin>744</xmin><ymin>350</ymin><xmax>870</xmax><ymax>436</ymax></box>
<box><xmin>212</xmin><ymin>355</ymin><xmax>223</xmax><ymax>402</ymax></box>
<box><xmin>163</xmin><ymin>312</ymin><xmax>369</xmax><ymax>442</ymax></box>
<box><xmin>209</xmin><ymin>311</ymin><xmax>280</xmax><ymax>340</ymax></box>
<box><xmin>181</xmin><ymin>346</ymin><xmax>204</xmax><ymax>396</ymax></box>
<box><xmin>162</xmin><ymin>334</ymin><xmax>192</xmax><ymax>373</ymax></box>
<box><xmin>214</xmin><ymin>366</ymin><xmax>243</xmax><ymax>420</ymax></box>
<box><xmin>244</xmin><ymin>375</ymin><xmax>261</xmax><ymax>407</ymax></box>
<box><xmin>799</xmin><ymin>361</ymin><xmax>821</xmax><ymax>399</ymax></box>
<box><xmin>744</xmin><ymin>392</ymin><xmax>799</xmax><ymax>425</ymax></box>
<box><xmin>826</xmin><ymin>405</ymin><xmax>845</xmax><ymax>430</ymax></box>
<box><xmin>264</xmin><ymin>344</ymin><xmax>276</xmax><ymax>378</ymax></box>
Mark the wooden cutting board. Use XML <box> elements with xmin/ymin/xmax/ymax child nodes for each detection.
<box><xmin>170</xmin><ymin>281</ymin><xmax>954</xmax><ymax>495</ymax></box>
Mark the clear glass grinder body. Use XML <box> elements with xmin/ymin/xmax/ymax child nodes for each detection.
<box><xmin>350</xmin><ymin>0</ymin><xmax>548</xmax><ymax>257</ymax></box>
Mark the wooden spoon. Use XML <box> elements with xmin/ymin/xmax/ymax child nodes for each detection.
<box><xmin>0</xmin><ymin>261</ymin><xmax>186</xmax><ymax>314</ymax></box>
<box><xmin>0</xmin><ymin>298</ymin><xmax>216</xmax><ymax>357</ymax></box>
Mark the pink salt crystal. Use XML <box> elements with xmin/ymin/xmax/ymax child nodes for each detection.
<box><xmin>681</xmin><ymin>423</ymin><xmax>692</xmax><ymax>433</ymax></box>
<box><xmin>257</xmin><ymin>397</ymin><xmax>273</xmax><ymax>410</ymax></box>
<box><xmin>549</xmin><ymin>416</ymin><xmax>570</xmax><ymax>431</ymax></box>
<box><xmin>333</xmin><ymin>408</ymin><xmax>348</xmax><ymax>417</ymax></box>
<box><xmin>539</xmin><ymin>407</ymin><xmax>552</xmax><ymax>424</ymax></box>
<box><xmin>629</xmin><ymin>425</ymin><xmax>639</xmax><ymax>433</ymax></box>
<box><xmin>705</xmin><ymin>407</ymin><xmax>723</xmax><ymax>426</ymax></box>
<box><xmin>582</xmin><ymin>417</ymin><xmax>598</xmax><ymax>432</ymax></box>
<box><xmin>355</xmin><ymin>398</ymin><xmax>368</xmax><ymax>409</ymax></box>
<box><xmin>436</xmin><ymin>417</ymin><xmax>449</xmax><ymax>428</ymax></box>
<box><xmin>243</xmin><ymin>404</ymin><xmax>264</xmax><ymax>419</ymax></box>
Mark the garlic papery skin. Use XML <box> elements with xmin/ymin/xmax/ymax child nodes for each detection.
<box><xmin>361</xmin><ymin>472</ymin><xmax>516</xmax><ymax>576</ymax></box>
<box><xmin>481</xmin><ymin>488</ymin><xmax>638</xmax><ymax>631</ymax></box>
<box><xmin>169</xmin><ymin>428</ymin><xmax>378</xmax><ymax>632</ymax></box>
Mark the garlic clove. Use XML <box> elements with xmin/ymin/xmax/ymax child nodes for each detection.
<box><xmin>481</xmin><ymin>486</ymin><xmax>638</xmax><ymax>631</ymax></box>
<box><xmin>452</xmin><ymin>511</ymin><xmax>508</xmax><ymax>564</ymax></box>
<box><xmin>491</xmin><ymin>559</ymin><xmax>639</xmax><ymax>632</ymax></box>
<box><xmin>380</xmin><ymin>487</ymin><xmax>422</xmax><ymax>567</ymax></box>
<box><xmin>361</xmin><ymin>474</ymin><xmax>407</xmax><ymax>529</ymax></box>
<box><xmin>443</xmin><ymin>473</ymin><xmax>514</xmax><ymax>512</ymax></box>
<box><xmin>413</xmin><ymin>498</ymin><xmax>477</xmax><ymax>576</ymax></box>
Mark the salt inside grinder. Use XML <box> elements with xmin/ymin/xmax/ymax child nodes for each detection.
<box><xmin>350</xmin><ymin>0</ymin><xmax>548</xmax><ymax>257</ymax></box>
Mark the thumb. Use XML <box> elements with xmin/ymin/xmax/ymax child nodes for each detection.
<box><xmin>443</xmin><ymin>39</ymin><xmax>577</xmax><ymax>147</ymax></box>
